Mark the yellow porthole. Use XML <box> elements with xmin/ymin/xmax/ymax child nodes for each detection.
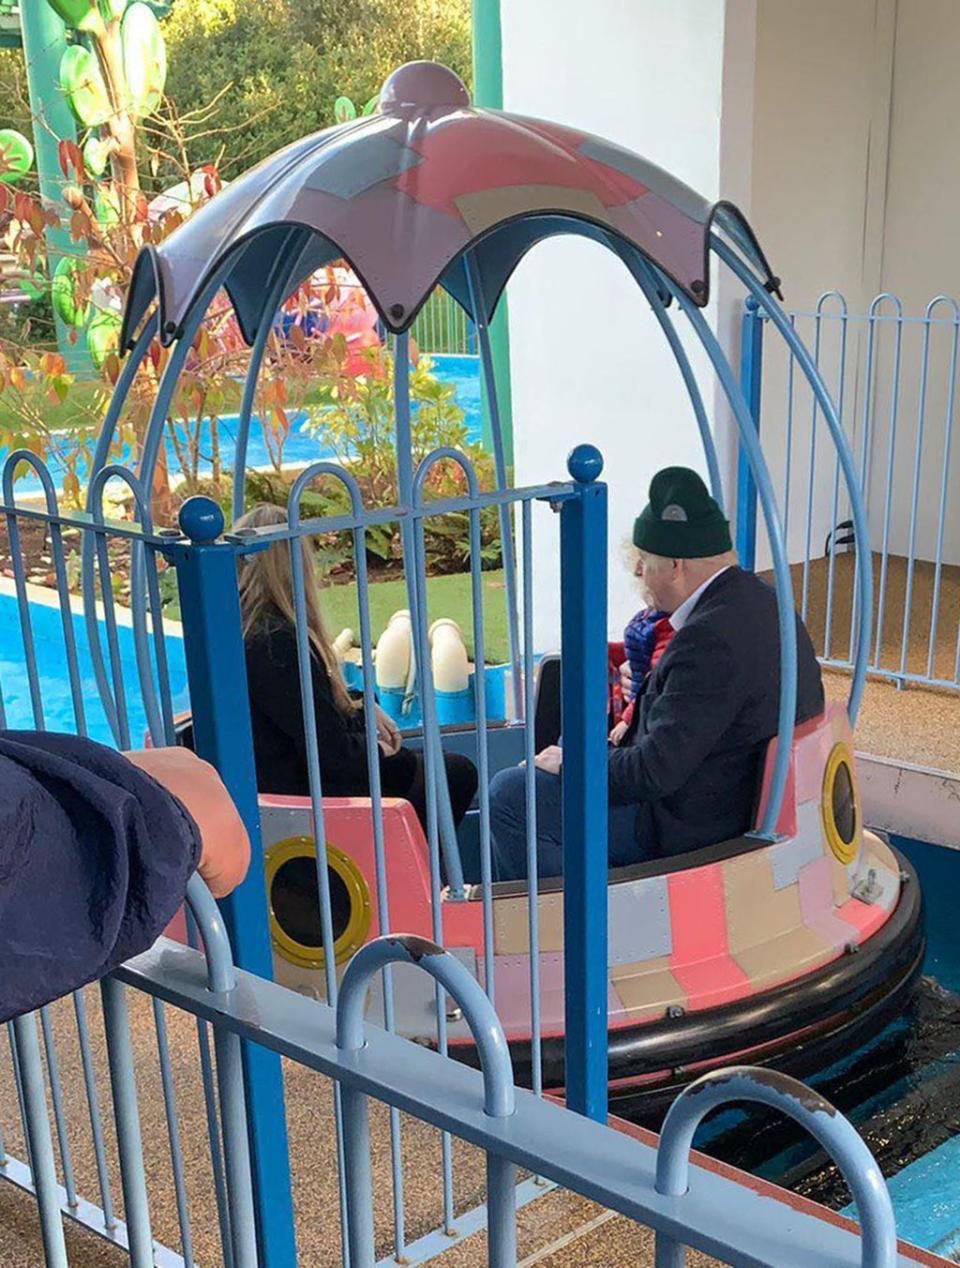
<box><xmin>264</xmin><ymin>836</ymin><xmax>371</xmax><ymax>970</ymax></box>
<box><xmin>821</xmin><ymin>742</ymin><xmax>861</xmax><ymax>865</ymax></box>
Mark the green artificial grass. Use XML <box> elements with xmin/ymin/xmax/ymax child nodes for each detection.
<box><xmin>320</xmin><ymin>569</ymin><xmax>508</xmax><ymax>665</ymax></box>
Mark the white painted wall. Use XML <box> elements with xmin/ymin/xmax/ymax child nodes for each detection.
<box><xmin>746</xmin><ymin>0</ymin><xmax>960</xmax><ymax>569</ymax></box>
<box><xmin>745</xmin><ymin>0</ymin><xmax>895</xmax><ymax>570</ymax></box>
<box><xmin>500</xmin><ymin>0</ymin><xmax>960</xmax><ymax>650</ymax></box>
<box><xmin>881</xmin><ymin>0</ymin><xmax>960</xmax><ymax>305</ymax></box>
<box><xmin>749</xmin><ymin>0</ymin><xmax>893</xmax><ymax>313</ymax></box>
<box><xmin>500</xmin><ymin>0</ymin><xmax>748</xmax><ymax>645</ymax></box>
<box><xmin>871</xmin><ymin>0</ymin><xmax>960</xmax><ymax>565</ymax></box>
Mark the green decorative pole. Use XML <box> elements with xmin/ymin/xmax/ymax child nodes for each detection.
<box><xmin>20</xmin><ymin>1</ymin><xmax>91</xmax><ymax>373</ymax></box>
<box><xmin>471</xmin><ymin>0</ymin><xmax>513</xmax><ymax>465</ymax></box>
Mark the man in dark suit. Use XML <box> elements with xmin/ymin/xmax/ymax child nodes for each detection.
<box><xmin>489</xmin><ymin>467</ymin><xmax>825</xmax><ymax>880</ymax></box>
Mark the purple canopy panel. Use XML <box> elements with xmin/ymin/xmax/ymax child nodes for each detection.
<box><xmin>120</xmin><ymin>61</ymin><xmax>777</xmax><ymax>350</ymax></box>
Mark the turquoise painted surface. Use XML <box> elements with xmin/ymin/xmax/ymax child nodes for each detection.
<box><xmin>0</xmin><ymin>589</ymin><xmax>188</xmax><ymax>743</ymax></box>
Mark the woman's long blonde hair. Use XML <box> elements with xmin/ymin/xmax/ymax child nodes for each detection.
<box><xmin>234</xmin><ymin>503</ymin><xmax>356</xmax><ymax>716</ymax></box>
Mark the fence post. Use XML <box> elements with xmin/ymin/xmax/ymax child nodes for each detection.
<box><xmin>736</xmin><ymin>297</ymin><xmax>764</xmax><ymax>570</ymax></box>
<box><xmin>654</xmin><ymin>1067</ymin><xmax>897</xmax><ymax>1268</ymax></box>
<box><xmin>10</xmin><ymin>1013</ymin><xmax>68</xmax><ymax>1268</ymax></box>
<box><xmin>559</xmin><ymin>444</ymin><xmax>609</xmax><ymax>1121</ymax></box>
<box><xmin>170</xmin><ymin>497</ymin><xmax>297</xmax><ymax>1268</ymax></box>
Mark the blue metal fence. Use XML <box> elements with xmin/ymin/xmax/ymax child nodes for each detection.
<box><xmin>5</xmin><ymin>920</ymin><xmax>908</xmax><ymax>1267</ymax></box>
<box><xmin>739</xmin><ymin>291</ymin><xmax>960</xmax><ymax>693</ymax></box>
<box><xmin>6</xmin><ymin>389</ymin><xmax>941</xmax><ymax>1268</ymax></box>
<box><xmin>0</xmin><ymin>436</ymin><xmax>611</xmax><ymax>1260</ymax></box>
<box><xmin>0</xmin><ymin>441</ymin><xmax>909</xmax><ymax>1267</ymax></box>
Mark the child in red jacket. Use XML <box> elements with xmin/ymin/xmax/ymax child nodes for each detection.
<box><xmin>608</xmin><ymin>608</ymin><xmax>674</xmax><ymax>745</ymax></box>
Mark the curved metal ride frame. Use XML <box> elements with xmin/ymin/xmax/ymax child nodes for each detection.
<box><xmin>69</xmin><ymin>59</ymin><xmax>878</xmax><ymax>1265</ymax></box>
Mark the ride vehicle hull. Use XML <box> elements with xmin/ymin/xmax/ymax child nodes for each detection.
<box><xmin>253</xmin><ymin>703</ymin><xmax>924</xmax><ymax>1103</ymax></box>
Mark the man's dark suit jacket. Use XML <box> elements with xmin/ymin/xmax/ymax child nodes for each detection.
<box><xmin>608</xmin><ymin>566</ymin><xmax>824</xmax><ymax>858</ymax></box>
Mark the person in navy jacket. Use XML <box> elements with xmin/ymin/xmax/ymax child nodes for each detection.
<box><xmin>0</xmin><ymin>735</ymin><xmax>249</xmax><ymax>1024</ymax></box>
<box><xmin>490</xmin><ymin>467</ymin><xmax>824</xmax><ymax>880</ymax></box>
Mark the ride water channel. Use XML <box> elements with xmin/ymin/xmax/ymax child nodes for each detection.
<box><xmin>638</xmin><ymin>832</ymin><xmax>960</xmax><ymax>1259</ymax></box>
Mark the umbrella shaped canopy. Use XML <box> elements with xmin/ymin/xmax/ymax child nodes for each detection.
<box><xmin>120</xmin><ymin>61</ymin><xmax>778</xmax><ymax>351</ymax></box>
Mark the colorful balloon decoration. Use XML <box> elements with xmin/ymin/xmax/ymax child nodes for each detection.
<box><xmin>39</xmin><ymin>0</ymin><xmax>169</xmax><ymax>357</ymax></box>
<box><xmin>59</xmin><ymin>45</ymin><xmax>112</xmax><ymax>128</ymax></box>
<box><xmin>83</xmin><ymin>134</ymin><xmax>111</xmax><ymax>178</ymax></box>
<box><xmin>58</xmin><ymin>2</ymin><xmax>167</xmax><ymax>128</ymax></box>
<box><xmin>51</xmin><ymin>257</ymin><xmax>89</xmax><ymax>329</ymax></box>
<box><xmin>334</xmin><ymin>96</ymin><xmax>357</xmax><ymax>124</ymax></box>
<box><xmin>0</xmin><ymin>130</ymin><xmax>34</xmax><ymax>185</ymax></box>
<box><xmin>44</xmin><ymin>0</ymin><xmax>106</xmax><ymax>33</ymax></box>
<box><xmin>121</xmin><ymin>3</ymin><xmax>168</xmax><ymax>119</ymax></box>
<box><xmin>332</xmin><ymin>92</ymin><xmax>380</xmax><ymax>123</ymax></box>
<box><xmin>86</xmin><ymin>307</ymin><xmax>123</xmax><ymax>369</ymax></box>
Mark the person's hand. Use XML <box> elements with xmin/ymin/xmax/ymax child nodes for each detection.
<box><xmin>619</xmin><ymin>660</ymin><xmax>633</xmax><ymax>697</ymax></box>
<box><xmin>609</xmin><ymin>720</ymin><xmax>629</xmax><ymax>746</ymax></box>
<box><xmin>123</xmin><ymin>747</ymin><xmax>250</xmax><ymax>898</ymax></box>
<box><xmin>374</xmin><ymin>705</ymin><xmax>402</xmax><ymax>756</ymax></box>
<box><xmin>533</xmin><ymin>745</ymin><xmax>563</xmax><ymax>776</ymax></box>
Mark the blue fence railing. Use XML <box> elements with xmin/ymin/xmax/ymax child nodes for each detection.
<box><xmin>0</xmin><ymin>441</ymin><xmax>612</xmax><ymax>1263</ymax></box>
<box><xmin>8</xmin><ymin>922</ymin><xmax>905</xmax><ymax>1268</ymax></box>
<box><xmin>0</xmin><ymin>445</ymin><xmax>907</xmax><ymax>1268</ymax></box>
<box><xmin>739</xmin><ymin>292</ymin><xmax>960</xmax><ymax>693</ymax></box>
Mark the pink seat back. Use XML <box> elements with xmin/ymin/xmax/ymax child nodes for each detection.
<box><xmin>753</xmin><ymin>706</ymin><xmax>848</xmax><ymax>838</ymax></box>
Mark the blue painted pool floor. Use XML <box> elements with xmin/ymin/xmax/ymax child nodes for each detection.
<box><xmin>839</xmin><ymin>837</ymin><xmax>960</xmax><ymax>1253</ymax></box>
<box><xmin>4</xmin><ymin>354</ymin><xmax>481</xmax><ymax>499</ymax></box>
<box><xmin>0</xmin><ymin>590</ymin><xmax>189</xmax><ymax>743</ymax></box>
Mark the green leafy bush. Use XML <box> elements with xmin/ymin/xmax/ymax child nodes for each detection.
<box><xmin>160</xmin><ymin>0</ymin><xmax>471</xmax><ymax>176</ymax></box>
<box><xmin>238</xmin><ymin>346</ymin><xmax>503</xmax><ymax>579</ymax></box>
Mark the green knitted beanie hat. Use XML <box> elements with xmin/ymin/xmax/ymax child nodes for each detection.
<box><xmin>632</xmin><ymin>467</ymin><xmax>732</xmax><ymax>558</ymax></box>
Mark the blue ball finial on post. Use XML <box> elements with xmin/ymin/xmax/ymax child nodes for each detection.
<box><xmin>178</xmin><ymin>495</ymin><xmax>225</xmax><ymax>544</ymax></box>
<box><xmin>567</xmin><ymin>443</ymin><xmax>604</xmax><ymax>484</ymax></box>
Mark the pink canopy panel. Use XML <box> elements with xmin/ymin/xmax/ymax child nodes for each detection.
<box><xmin>120</xmin><ymin>61</ymin><xmax>778</xmax><ymax>350</ymax></box>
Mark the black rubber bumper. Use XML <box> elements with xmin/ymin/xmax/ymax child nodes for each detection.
<box><xmin>453</xmin><ymin>848</ymin><xmax>925</xmax><ymax>1113</ymax></box>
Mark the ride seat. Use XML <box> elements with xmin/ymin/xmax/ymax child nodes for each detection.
<box><xmin>157</xmin><ymin>713</ymin><xmax>437</xmax><ymax>949</ymax></box>
<box><xmin>753</xmin><ymin>704</ymin><xmax>854</xmax><ymax>840</ymax></box>
<box><xmin>161</xmin><ymin>712</ymin><xmax>435</xmax><ymax>861</ymax></box>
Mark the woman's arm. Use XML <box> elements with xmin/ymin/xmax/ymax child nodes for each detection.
<box><xmin>246</xmin><ymin>623</ymin><xmax>378</xmax><ymax>792</ymax></box>
<box><xmin>122</xmin><ymin>746</ymin><xmax>249</xmax><ymax>896</ymax></box>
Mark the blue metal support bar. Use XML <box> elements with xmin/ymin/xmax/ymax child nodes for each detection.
<box><xmin>559</xmin><ymin>444</ymin><xmax>609</xmax><ymax>1121</ymax></box>
<box><xmin>736</xmin><ymin>297</ymin><xmax>764</xmax><ymax>570</ymax></box>
<box><xmin>337</xmin><ymin>936</ymin><xmax>517</xmax><ymax>1267</ymax></box>
<box><xmin>100</xmin><ymin>978</ymin><xmax>154</xmax><ymax>1267</ymax></box>
<box><xmin>10</xmin><ymin>1013</ymin><xmax>68</xmax><ymax>1268</ymax></box>
<box><xmin>230</xmin><ymin>228</ymin><xmax>307</xmax><ymax>527</ymax></box>
<box><xmin>393</xmin><ymin>333</ymin><xmax>465</xmax><ymax>896</ymax></box>
<box><xmin>627</xmin><ymin>261</ymin><xmax>724</xmax><ymax>510</ymax></box>
<box><xmin>654</xmin><ymin>1067</ymin><xmax>897</xmax><ymax>1268</ymax></box>
<box><xmin>662</xmin><ymin>269</ymin><xmax>796</xmax><ymax>839</ymax></box>
<box><xmin>168</xmin><ymin>497</ymin><xmax>297</xmax><ymax>1268</ymax></box>
<box><xmin>464</xmin><ymin>255</ymin><xmax>523</xmax><ymax>715</ymax></box>
<box><xmin>288</xmin><ymin>458</ymin><xmax>409</xmax><ymax>1259</ymax></box>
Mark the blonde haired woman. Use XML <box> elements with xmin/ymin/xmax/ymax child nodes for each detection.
<box><xmin>236</xmin><ymin>505</ymin><xmax>477</xmax><ymax>831</ymax></box>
